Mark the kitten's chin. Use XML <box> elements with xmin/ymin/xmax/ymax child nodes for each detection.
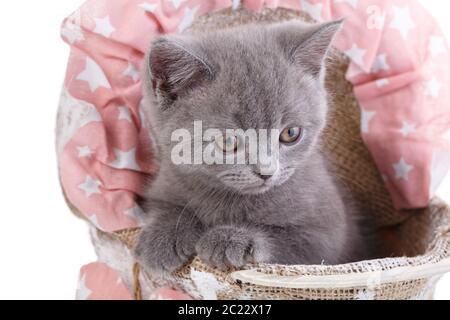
<box><xmin>234</xmin><ymin>184</ymin><xmax>274</xmax><ymax>195</ymax></box>
<box><xmin>229</xmin><ymin>179</ymin><xmax>288</xmax><ymax>195</ymax></box>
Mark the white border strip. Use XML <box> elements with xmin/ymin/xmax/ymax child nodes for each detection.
<box><xmin>231</xmin><ymin>258</ymin><xmax>450</xmax><ymax>289</ymax></box>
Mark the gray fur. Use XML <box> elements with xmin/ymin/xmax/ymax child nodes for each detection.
<box><xmin>135</xmin><ymin>20</ymin><xmax>371</xmax><ymax>274</ymax></box>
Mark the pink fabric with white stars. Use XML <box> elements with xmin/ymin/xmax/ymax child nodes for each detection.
<box><xmin>76</xmin><ymin>262</ymin><xmax>192</xmax><ymax>300</ymax></box>
<box><xmin>76</xmin><ymin>262</ymin><xmax>133</xmax><ymax>300</ymax></box>
<box><xmin>59</xmin><ymin>0</ymin><xmax>450</xmax><ymax>299</ymax></box>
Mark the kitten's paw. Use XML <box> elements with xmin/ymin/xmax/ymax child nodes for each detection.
<box><xmin>195</xmin><ymin>226</ymin><xmax>270</xmax><ymax>270</ymax></box>
<box><xmin>135</xmin><ymin>222</ymin><xmax>201</xmax><ymax>275</ymax></box>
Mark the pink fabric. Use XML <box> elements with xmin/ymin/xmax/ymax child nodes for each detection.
<box><xmin>76</xmin><ymin>262</ymin><xmax>133</xmax><ymax>300</ymax></box>
<box><xmin>59</xmin><ymin>0</ymin><xmax>450</xmax><ymax>299</ymax></box>
<box><xmin>76</xmin><ymin>262</ymin><xmax>191</xmax><ymax>300</ymax></box>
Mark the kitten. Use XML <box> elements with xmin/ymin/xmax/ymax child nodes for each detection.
<box><xmin>135</xmin><ymin>20</ymin><xmax>370</xmax><ymax>274</ymax></box>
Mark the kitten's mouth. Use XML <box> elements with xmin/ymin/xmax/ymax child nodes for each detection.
<box><xmin>220</xmin><ymin>168</ymin><xmax>295</xmax><ymax>195</ymax></box>
<box><xmin>238</xmin><ymin>182</ymin><xmax>274</xmax><ymax>195</ymax></box>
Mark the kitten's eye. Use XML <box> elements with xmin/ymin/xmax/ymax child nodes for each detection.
<box><xmin>280</xmin><ymin>127</ymin><xmax>302</xmax><ymax>144</ymax></box>
<box><xmin>216</xmin><ymin>135</ymin><xmax>238</xmax><ymax>153</ymax></box>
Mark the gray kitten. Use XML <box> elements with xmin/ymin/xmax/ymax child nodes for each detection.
<box><xmin>135</xmin><ymin>20</ymin><xmax>371</xmax><ymax>274</ymax></box>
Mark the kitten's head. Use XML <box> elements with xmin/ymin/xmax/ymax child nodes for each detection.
<box><xmin>144</xmin><ymin>20</ymin><xmax>341</xmax><ymax>194</ymax></box>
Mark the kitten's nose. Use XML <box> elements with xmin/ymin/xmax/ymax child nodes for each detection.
<box><xmin>254</xmin><ymin>161</ymin><xmax>278</xmax><ymax>180</ymax></box>
<box><xmin>255</xmin><ymin>172</ymin><xmax>272</xmax><ymax>181</ymax></box>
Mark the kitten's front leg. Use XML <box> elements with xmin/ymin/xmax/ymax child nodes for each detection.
<box><xmin>195</xmin><ymin>225</ymin><xmax>272</xmax><ymax>270</ymax></box>
<box><xmin>135</xmin><ymin>208</ymin><xmax>203</xmax><ymax>275</ymax></box>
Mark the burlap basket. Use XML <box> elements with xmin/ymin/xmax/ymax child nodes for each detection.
<box><xmin>60</xmin><ymin>7</ymin><xmax>450</xmax><ymax>300</ymax></box>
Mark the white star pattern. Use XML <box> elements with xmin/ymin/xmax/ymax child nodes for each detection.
<box><xmin>59</xmin><ymin>89</ymin><xmax>102</xmax><ymax>127</ymax></box>
<box><xmin>376</xmin><ymin>78</ymin><xmax>390</xmax><ymax>88</ymax></box>
<box><xmin>61</xmin><ymin>21</ymin><xmax>85</xmax><ymax>44</ymax></box>
<box><xmin>389</xmin><ymin>6</ymin><xmax>415</xmax><ymax>40</ymax></box>
<box><xmin>80</xmin><ymin>107</ymin><xmax>102</xmax><ymax>127</ymax></box>
<box><xmin>398</xmin><ymin>121</ymin><xmax>416</xmax><ymax>137</ymax></box>
<box><xmin>125</xmin><ymin>205</ymin><xmax>145</xmax><ymax>225</ymax></box>
<box><xmin>346</xmin><ymin>64</ymin><xmax>367</xmax><ymax>79</ymax></box>
<box><xmin>300</xmin><ymin>0</ymin><xmax>323</xmax><ymax>22</ymax></box>
<box><xmin>334</xmin><ymin>0</ymin><xmax>359</xmax><ymax>9</ymax></box>
<box><xmin>429</xmin><ymin>36</ymin><xmax>448</xmax><ymax>58</ymax></box>
<box><xmin>88</xmin><ymin>214</ymin><xmax>102</xmax><ymax>229</ymax></box>
<box><xmin>361</xmin><ymin>110</ymin><xmax>376</xmax><ymax>134</ymax></box>
<box><xmin>139</xmin><ymin>100</ymin><xmax>150</xmax><ymax>130</ymax></box>
<box><xmin>374</xmin><ymin>13</ymin><xmax>386</xmax><ymax>31</ymax></box>
<box><xmin>78</xmin><ymin>175</ymin><xmax>102</xmax><ymax>197</ymax></box>
<box><xmin>77</xmin><ymin>146</ymin><xmax>94</xmax><ymax>158</ymax></box>
<box><xmin>178</xmin><ymin>5</ymin><xmax>199</xmax><ymax>32</ymax></box>
<box><xmin>123</xmin><ymin>62</ymin><xmax>140</xmax><ymax>82</ymax></box>
<box><xmin>355</xmin><ymin>289</ymin><xmax>375</xmax><ymax>300</ymax></box>
<box><xmin>232</xmin><ymin>0</ymin><xmax>241</xmax><ymax>10</ymax></box>
<box><xmin>393</xmin><ymin>157</ymin><xmax>414</xmax><ymax>180</ymax></box>
<box><xmin>76</xmin><ymin>274</ymin><xmax>92</xmax><ymax>300</ymax></box>
<box><xmin>110</xmin><ymin>148</ymin><xmax>141</xmax><ymax>171</ymax></box>
<box><xmin>371</xmin><ymin>54</ymin><xmax>390</xmax><ymax>73</ymax></box>
<box><xmin>443</xmin><ymin>131</ymin><xmax>450</xmax><ymax>141</ymax></box>
<box><xmin>118</xmin><ymin>106</ymin><xmax>133</xmax><ymax>123</ymax></box>
<box><xmin>76</xmin><ymin>57</ymin><xmax>111</xmax><ymax>92</ymax></box>
<box><xmin>345</xmin><ymin>43</ymin><xmax>367</xmax><ymax>67</ymax></box>
<box><xmin>139</xmin><ymin>2</ymin><xmax>158</xmax><ymax>13</ymax></box>
<box><xmin>56</xmin><ymin>89</ymin><xmax>103</xmax><ymax>153</ymax></box>
<box><xmin>366</xmin><ymin>6</ymin><xmax>386</xmax><ymax>30</ymax></box>
<box><xmin>93</xmin><ymin>16</ymin><xmax>116</xmax><ymax>38</ymax></box>
<box><xmin>171</xmin><ymin>0</ymin><xmax>184</xmax><ymax>9</ymax></box>
<box><xmin>424</xmin><ymin>78</ymin><xmax>442</xmax><ymax>98</ymax></box>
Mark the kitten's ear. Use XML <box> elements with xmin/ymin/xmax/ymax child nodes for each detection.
<box><xmin>148</xmin><ymin>36</ymin><xmax>214</xmax><ymax>105</ymax></box>
<box><xmin>273</xmin><ymin>20</ymin><xmax>343</xmax><ymax>78</ymax></box>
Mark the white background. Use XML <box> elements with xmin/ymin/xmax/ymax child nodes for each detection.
<box><xmin>0</xmin><ymin>0</ymin><xmax>449</xmax><ymax>300</ymax></box>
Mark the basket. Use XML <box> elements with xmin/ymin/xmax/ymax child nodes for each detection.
<box><xmin>60</xmin><ymin>7</ymin><xmax>450</xmax><ymax>300</ymax></box>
